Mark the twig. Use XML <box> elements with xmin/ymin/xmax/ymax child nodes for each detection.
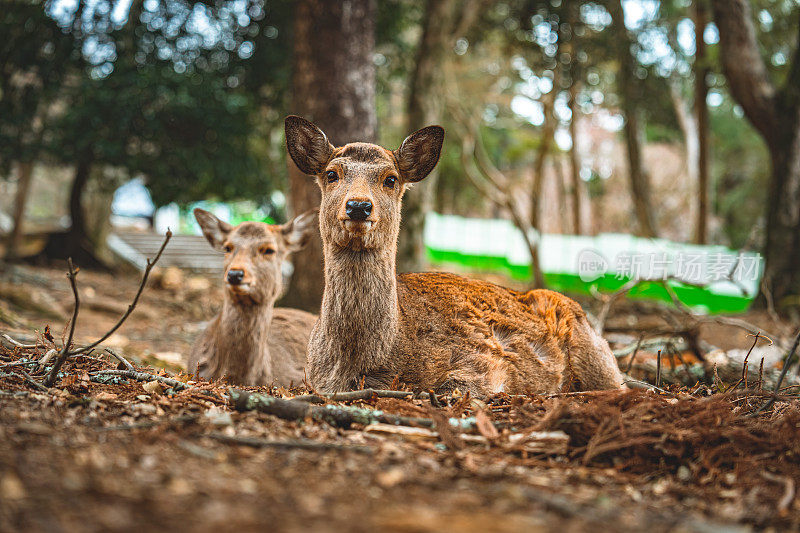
<box><xmin>70</xmin><ymin>230</ymin><xmax>172</xmax><ymax>355</ymax></box>
<box><xmin>105</xmin><ymin>348</ymin><xmax>135</xmax><ymax>371</ymax></box>
<box><xmin>655</xmin><ymin>350</ymin><xmax>662</xmax><ymax>388</ymax></box>
<box><xmin>229</xmin><ymin>389</ymin><xmax>480</xmax><ymax>432</ymax></box>
<box><xmin>1</xmin><ymin>334</ymin><xmax>37</xmax><ymax>349</ymax></box>
<box><xmin>592</xmin><ymin>279</ymin><xmax>639</xmax><ymax>335</ymax></box>
<box><xmin>91</xmin><ymin>369</ymin><xmax>190</xmax><ymax>391</ymax></box>
<box><xmin>206</xmin><ymin>433</ymin><xmax>374</xmax><ymax>454</ymax></box>
<box><xmin>43</xmin><ymin>258</ymin><xmax>80</xmax><ymax>388</ymax></box>
<box><xmin>13</xmin><ymin>369</ymin><xmax>49</xmax><ymax>392</ymax></box>
<box><xmin>38</xmin><ymin>348</ymin><xmax>57</xmax><ymax>366</ymax></box>
<box><xmin>750</xmin><ymin>329</ymin><xmax>800</xmax><ymax>416</ymax></box>
<box><xmin>625</xmin><ymin>336</ymin><xmax>644</xmax><ymax>374</ymax></box>
<box><xmin>291</xmin><ymin>389</ymin><xmax>430</xmax><ymax>403</ymax></box>
<box><xmin>623</xmin><ymin>378</ymin><xmax>670</xmax><ymax>394</ymax></box>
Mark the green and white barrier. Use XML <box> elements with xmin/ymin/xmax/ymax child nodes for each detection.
<box><xmin>424</xmin><ymin>213</ymin><xmax>761</xmax><ymax>314</ymax></box>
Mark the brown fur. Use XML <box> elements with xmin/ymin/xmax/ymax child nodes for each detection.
<box><xmin>187</xmin><ymin>208</ymin><xmax>318</xmax><ymax>386</ymax></box>
<box><xmin>285</xmin><ymin>115</ymin><xmax>624</xmax><ymax>396</ymax></box>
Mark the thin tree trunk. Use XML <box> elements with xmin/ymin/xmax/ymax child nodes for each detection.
<box><xmin>609</xmin><ymin>0</ymin><xmax>657</xmax><ymax>238</ymax></box>
<box><xmin>568</xmin><ymin>82</ymin><xmax>583</xmax><ymax>235</ymax></box>
<box><xmin>283</xmin><ymin>0</ymin><xmax>377</xmax><ymax>312</ymax></box>
<box><xmin>5</xmin><ymin>161</ymin><xmax>34</xmax><ymax>260</ymax></box>
<box><xmin>397</xmin><ymin>0</ymin><xmax>457</xmax><ymax>273</ymax></box>
<box><xmin>711</xmin><ymin>0</ymin><xmax>800</xmax><ymax>306</ymax></box>
<box><xmin>554</xmin><ymin>156</ymin><xmax>569</xmax><ymax>233</ymax></box>
<box><xmin>67</xmin><ymin>154</ymin><xmax>93</xmax><ymax>253</ymax></box>
<box><xmin>694</xmin><ymin>0</ymin><xmax>710</xmax><ymax>244</ymax></box>
<box><xmin>530</xmin><ymin>83</ymin><xmax>557</xmax><ymax>234</ymax></box>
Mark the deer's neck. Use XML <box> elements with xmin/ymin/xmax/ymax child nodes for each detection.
<box><xmin>316</xmin><ymin>246</ymin><xmax>399</xmax><ymax>389</ymax></box>
<box><xmin>212</xmin><ymin>299</ymin><xmax>274</xmax><ymax>382</ymax></box>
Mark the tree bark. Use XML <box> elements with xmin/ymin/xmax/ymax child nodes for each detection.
<box><xmin>530</xmin><ymin>82</ymin><xmax>557</xmax><ymax>235</ymax></box>
<box><xmin>397</xmin><ymin>0</ymin><xmax>457</xmax><ymax>273</ymax></box>
<box><xmin>567</xmin><ymin>82</ymin><xmax>583</xmax><ymax>235</ymax></box>
<box><xmin>5</xmin><ymin>161</ymin><xmax>34</xmax><ymax>260</ymax></box>
<box><xmin>694</xmin><ymin>0</ymin><xmax>710</xmax><ymax>244</ymax></box>
<box><xmin>711</xmin><ymin>0</ymin><xmax>800</xmax><ymax>306</ymax></box>
<box><xmin>282</xmin><ymin>0</ymin><xmax>377</xmax><ymax>311</ymax></box>
<box><xmin>67</xmin><ymin>154</ymin><xmax>93</xmax><ymax>254</ymax></box>
<box><xmin>609</xmin><ymin>0</ymin><xmax>657</xmax><ymax>238</ymax></box>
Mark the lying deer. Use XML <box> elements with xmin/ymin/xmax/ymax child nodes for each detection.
<box><xmin>188</xmin><ymin>208</ymin><xmax>318</xmax><ymax>386</ymax></box>
<box><xmin>285</xmin><ymin>115</ymin><xmax>624</xmax><ymax>395</ymax></box>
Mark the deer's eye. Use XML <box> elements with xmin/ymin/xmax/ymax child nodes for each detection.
<box><xmin>260</xmin><ymin>247</ymin><xmax>275</xmax><ymax>256</ymax></box>
<box><xmin>383</xmin><ymin>175</ymin><xmax>397</xmax><ymax>189</ymax></box>
<box><xmin>222</xmin><ymin>243</ymin><xmax>233</xmax><ymax>253</ymax></box>
<box><xmin>325</xmin><ymin>170</ymin><xmax>339</xmax><ymax>184</ymax></box>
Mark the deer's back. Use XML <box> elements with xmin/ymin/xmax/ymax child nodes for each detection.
<box><xmin>393</xmin><ymin>272</ymin><xmax>588</xmax><ymax>395</ymax></box>
<box><xmin>268</xmin><ymin>307</ymin><xmax>317</xmax><ymax>385</ymax></box>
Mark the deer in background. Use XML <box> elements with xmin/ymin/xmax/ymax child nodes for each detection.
<box><xmin>188</xmin><ymin>208</ymin><xmax>318</xmax><ymax>386</ymax></box>
<box><xmin>285</xmin><ymin>115</ymin><xmax>624</xmax><ymax>396</ymax></box>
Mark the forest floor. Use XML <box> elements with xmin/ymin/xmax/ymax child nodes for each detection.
<box><xmin>1</xmin><ymin>261</ymin><xmax>799</xmax><ymax>532</ymax></box>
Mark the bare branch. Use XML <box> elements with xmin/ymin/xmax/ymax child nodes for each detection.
<box><xmin>43</xmin><ymin>258</ymin><xmax>80</xmax><ymax>388</ymax></box>
<box><xmin>71</xmin><ymin>230</ymin><xmax>172</xmax><ymax>355</ymax></box>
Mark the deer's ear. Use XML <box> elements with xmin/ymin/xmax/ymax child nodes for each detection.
<box><xmin>285</xmin><ymin>115</ymin><xmax>334</xmax><ymax>175</ymax></box>
<box><xmin>281</xmin><ymin>208</ymin><xmax>318</xmax><ymax>252</ymax></box>
<box><xmin>193</xmin><ymin>208</ymin><xmax>232</xmax><ymax>251</ymax></box>
<box><xmin>394</xmin><ymin>125</ymin><xmax>445</xmax><ymax>183</ymax></box>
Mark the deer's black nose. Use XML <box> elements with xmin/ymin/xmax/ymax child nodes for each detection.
<box><xmin>345</xmin><ymin>200</ymin><xmax>372</xmax><ymax>221</ymax></box>
<box><xmin>227</xmin><ymin>269</ymin><xmax>245</xmax><ymax>285</ymax></box>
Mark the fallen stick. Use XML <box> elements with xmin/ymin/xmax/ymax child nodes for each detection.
<box><xmin>105</xmin><ymin>348</ymin><xmax>135</xmax><ymax>371</ymax></box>
<box><xmin>228</xmin><ymin>389</ymin><xmax>479</xmax><ymax>431</ymax></box>
<box><xmin>1</xmin><ymin>334</ymin><xmax>37</xmax><ymax>349</ymax></box>
<box><xmin>13</xmin><ymin>370</ymin><xmax>49</xmax><ymax>392</ymax></box>
<box><xmin>291</xmin><ymin>388</ymin><xmax>429</xmax><ymax>403</ymax></box>
<box><xmin>206</xmin><ymin>433</ymin><xmax>374</xmax><ymax>454</ymax></box>
<box><xmin>507</xmin><ymin>430</ymin><xmax>570</xmax><ymax>454</ymax></box>
<box><xmin>91</xmin><ymin>369</ymin><xmax>190</xmax><ymax>391</ymax></box>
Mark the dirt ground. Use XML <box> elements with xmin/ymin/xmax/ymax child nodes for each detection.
<box><xmin>1</xmin><ymin>261</ymin><xmax>799</xmax><ymax>532</ymax></box>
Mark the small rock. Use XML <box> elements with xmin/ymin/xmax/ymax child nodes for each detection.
<box><xmin>187</xmin><ymin>277</ymin><xmax>211</xmax><ymax>292</ymax></box>
<box><xmin>376</xmin><ymin>467</ymin><xmax>405</xmax><ymax>488</ymax></box>
<box><xmin>1</xmin><ymin>473</ymin><xmax>26</xmax><ymax>500</ymax></box>
<box><xmin>159</xmin><ymin>266</ymin><xmax>184</xmax><ymax>291</ymax></box>
<box><xmin>204</xmin><ymin>407</ymin><xmax>233</xmax><ymax>426</ymax></box>
<box><xmin>136</xmin><ymin>404</ymin><xmax>157</xmax><ymax>416</ymax></box>
<box><xmin>142</xmin><ymin>381</ymin><xmax>164</xmax><ymax>395</ymax></box>
<box><xmin>677</xmin><ymin>466</ymin><xmax>692</xmax><ymax>481</ymax></box>
<box><xmin>94</xmin><ymin>392</ymin><xmax>118</xmax><ymax>401</ymax></box>
<box><xmin>136</xmin><ymin>395</ymin><xmax>150</xmax><ymax>401</ymax></box>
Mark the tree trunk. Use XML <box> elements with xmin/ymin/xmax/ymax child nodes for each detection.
<box><xmin>530</xmin><ymin>83</ymin><xmax>557</xmax><ymax>234</ymax></box>
<box><xmin>67</xmin><ymin>154</ymin><xmax>93</xmax><ymax>254</ymax></box>
<box><xmin>397</xmin><ymin>0</ymin><xmax>457</xmax><ymax>273</ymax></box>
<box><xmin>5</xmin><ymin>161</ymin><xmax>34</xmax><ymax>260</ymax></box>
<box><xmin>764</xmin><ymin>125</ymin><xmax>800</xmax><ymax>307</ymax></box>
<box><xmin>282</xmin><ymin>0</ymin><xmax>377</xmax><ymax>312</ymax></box>
<box><xmin>568</xmin><ymin>82</ymin><xmax>583</xmax><ymax>235</ymax></box>
<box><xmin>694</xmin><ymin>0</ymin><xmax>710</xmax><ymax>244</ymax></box>
<box><xmin>711</xmin><ymin>0</ymin><xmax>800</xmax><ymax>306</ymax></box>
<box><xmin>609</xmin><ymin>0</ymin><xmax>657</xmax><ymax>238</ymax></box>
<box><xmin>554</xmin><ymin>156</ymin><xmax>569</xmax><ymax>233</ymax></box>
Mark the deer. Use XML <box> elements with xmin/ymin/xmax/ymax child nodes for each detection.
<box><xmin>187</xmin><ymin>208</ymin><xmax>319</xmax><ymax>386</ymax></box>
<box><xmin>284</xmin><ymin>115</ymin><xmax>625</xmax><ymax>396</ymax></box>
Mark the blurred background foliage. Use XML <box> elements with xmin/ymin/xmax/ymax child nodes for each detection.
<box><xmin>1</xmin><ymin>0</ymin><xmax>799</xmax><ymax>307</ymax></box>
